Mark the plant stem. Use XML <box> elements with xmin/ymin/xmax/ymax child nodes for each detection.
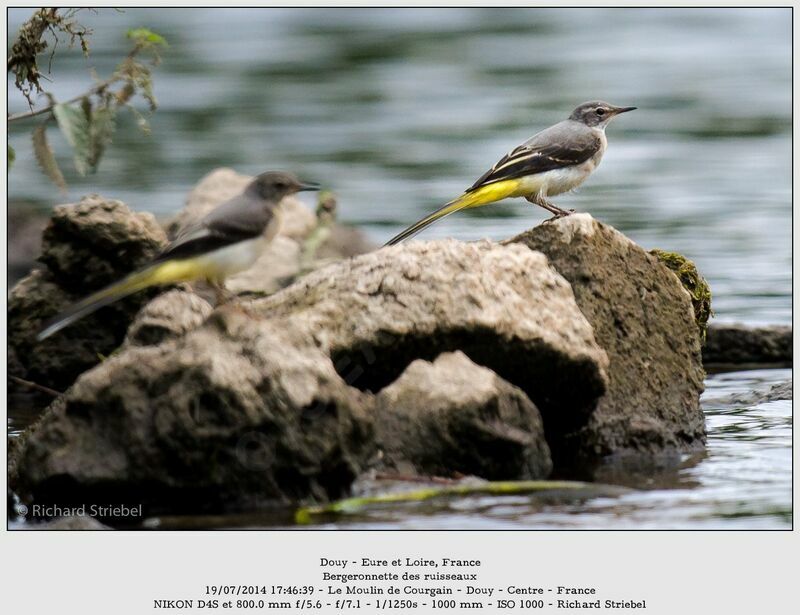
<box><xmin>7</xmin><ymin>76</ymin><xmax>116</xmax><ymax>123</ymax></box>
<box><xmin>9</xmin><ymin>375</ymin><xmax>62</xmax><ymax>397</ymax></box>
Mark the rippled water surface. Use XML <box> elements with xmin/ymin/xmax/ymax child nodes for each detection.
<box><xmin>7</xmin><ymin>8</ymin><xmax>792</xmax><ymax>529</ymax></box>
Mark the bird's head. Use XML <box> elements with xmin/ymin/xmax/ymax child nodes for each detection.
<box><xmin>569</xmin><ymin>101</ymin><xmax>636</xmax><ymax>128</ymax></box>
<box><xmin>247</xmin><ymin>171</ymin><xmax>320</xmax><ymax>201</ymax></box>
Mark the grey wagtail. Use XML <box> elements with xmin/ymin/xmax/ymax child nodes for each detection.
<box><xmin>385</xmin><ymin>100</ymin><xmax>636</xmax><ymax>245</ymax></box>
<box><xmin>37</xmin><ymin>171</ymin><xmax>319</xmax><ymax>341</ymax></box>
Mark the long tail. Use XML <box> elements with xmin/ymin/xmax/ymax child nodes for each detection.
<box><xmin>384</xmin><ymin>179</ymin><xmax>520</xmax><ymax>246</ymax></box>
<box><xmin>37</xmin><ymin>262</ymin><xmax>182</xmax><ymax>341</ymax></box>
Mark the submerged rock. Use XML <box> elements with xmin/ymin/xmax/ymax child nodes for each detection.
<box><xmin>510</xmin><ymin>214</ymin><xmax>706</xmax><ymax>462</ymax></box>
<box><xmin>706</xmin><ymin>379</ymin><xmax>792</xmax><ymax>406</ymax></box>
<box><xmin>703</xmin><ymin>323</ymin><xmax>792</xmax><ymax>366</ymax></box>
<box><xmin>375</xmin><ymin>352</ymin><xmax>552</xmax><ymax>480</ymax></box>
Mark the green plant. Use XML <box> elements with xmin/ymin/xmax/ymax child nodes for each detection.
<box><xmin>7</xmin><ymin>8</ymin><xmax>166</xmax><ymax>191</ymax></box>
<box><xmin>650</xmin><ymin>249</ymin><xmax>713</xmax><ymax>342</ymax></box>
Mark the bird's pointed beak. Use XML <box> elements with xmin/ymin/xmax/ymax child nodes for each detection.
<box><xmin>613</xmin><ymin>106</ymin><xmax>637</xmax><ymax>115</ymax></box>
<box><xmin>297</xmin><ymin>180</ymin><xmax>321</xmax><ymax>192</ymax></box>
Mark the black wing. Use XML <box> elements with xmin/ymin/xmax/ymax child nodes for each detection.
<box><xmin>153</xmin><ymin>194</ymin><xmax>273</xmax><ymax>263</ymax></box>
<box><xmin>467</xmin><ymin>124</ymin><xmax>602</xmax><ymax>193</ymax></box>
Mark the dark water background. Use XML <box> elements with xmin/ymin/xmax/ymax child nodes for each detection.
<box><xmin>7</xmin><ymin>8</ymin><xmax>792</xmax><ymax>528</ymax></box>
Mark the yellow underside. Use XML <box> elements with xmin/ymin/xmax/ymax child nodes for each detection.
<box><xmin>454</xmin><ymin>179</ymin><xmax>525</xmax><ymax>209</ymax></box>
<box><xmin>102</xmin><ymin>258</ymin><xmax>214</xmax><ymax>303</ymax></box>
<box><xmin>148</xmin><ymin>258</ymin><xmax>211</xmax><ymax>284</ymax></box>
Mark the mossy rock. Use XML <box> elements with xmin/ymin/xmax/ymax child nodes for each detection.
<box><xmin>650</xmin><ymin>249</ymin><xmax>712</xmax><ymax>342</ymax></box>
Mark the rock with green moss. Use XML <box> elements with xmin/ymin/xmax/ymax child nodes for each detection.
<box><xmin>649</xmin><ymin>249</ymin><xmax>712</xmax><ymax>341</ymax></box>
<box><xmin>509</xmin><ymin>214</ymin><xmax>706</xmax><ymax>462</ymax></box>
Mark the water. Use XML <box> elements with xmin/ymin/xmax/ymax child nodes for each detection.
<box><xmin>6</xmin><ymin>8</ymin><xmax>792</xmax><ymax>528</ymax></box>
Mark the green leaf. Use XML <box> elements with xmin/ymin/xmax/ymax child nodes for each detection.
<box><xmin>126</xmin><ymin>28</ymin><xmax>167</xmax><ymax>47</ymax></box>
<box><xmin>53</xmin><ymin>102</ymin><xmax>91</xmax><ymax>176</ymax></box>
<box><xmin>8</xmin><ymin>144</ymin><xmax>15</xmax><ymax>170</ymax></box>
<box><xmin>88</xmin><ymin>106</ymin><xmax>116</xmax><ymax>169</ymax></box>
<box><xmin>32</xmin><ymin>124</ymin><xmax>67</xmax><ymax>193</ymax></box>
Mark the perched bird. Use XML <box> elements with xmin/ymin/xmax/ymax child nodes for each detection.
<box><xmin>385</xmin><ymin>100</ymin><xmax>636</xmax><ymax>245</ymax></box>
<box><xmin>37</xmin><ymin>171</ymin><xmax>319</xmax><ymax>341</ymax></box>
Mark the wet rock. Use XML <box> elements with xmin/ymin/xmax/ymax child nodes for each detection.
<box><xmin>708</xmin><ymin>379</ymin><xmax>792</xmax><ymax>406</ymax></box>
<box><xmin>11</xmin><ymin>311</ymin><xmax>375</xmax><ymax>516</ymax></box>
<box><xmin>124</xmin><ymin>289</ymin><xmax>213</xmax><ymax>347</ymax></box>
<box><xmin>7</xmin><ymin>197</ymin><xmax>167</xmax><ymax>393</ymax></box>
<box><xmin>260</xmin><ymin>239</ymin><xmax>610</xmax><ymax>438</ymax></box>
<box><xmin>375</xmin><ymin>352</ymin><xmax>552</xmax><ymax>480</ymax></box>
<box><xmin>509</xmin><ymin>214</ymin><xmax>706</xmax><ymax>462</ymax></box>
<box><xmin>703</xmin><ymin>324</ymin><xmax>792</xmax><ymax>365</ymax></box>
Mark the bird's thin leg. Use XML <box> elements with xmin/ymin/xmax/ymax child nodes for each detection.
<box><xmin>208</xmin><ymin>278</ymin><xmax>235</xmax><ymax>305</ymax></box>
<box><xmin>526</xmin><ymin>194</ymin><xmax>574</xmax><ymax>219</ymax></box>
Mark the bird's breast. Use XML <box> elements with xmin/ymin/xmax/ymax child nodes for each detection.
<box><xmin>515</xmin><ymin>162</ymin><xmax>596</xmax><ymax>197</ymax></box>
<box><xmin>193</xmin><ymin>236</ymin><xmax>270</xmax><ymax>279</ymax></box>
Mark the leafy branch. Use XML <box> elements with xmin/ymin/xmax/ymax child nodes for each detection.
<box><xmin>7</xmin><ymin>9</ymin><xmax>166</xmax><ymax>191</ymax></box>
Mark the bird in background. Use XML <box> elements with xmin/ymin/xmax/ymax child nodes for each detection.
<box><xmin>385</xmin><ymin>100</ymin><xmax>636</xmax><ymax>246</ymax></box>
<box><xmin>37</xmin><ymin>171</ymin><xmax>319</xmax><ymax>341</ymax></box>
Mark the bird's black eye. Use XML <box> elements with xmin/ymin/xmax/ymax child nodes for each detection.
<box><xmin>596</xmin><ymin>108</ymin><xmax>606</xmax><ymax>116</ymax></box>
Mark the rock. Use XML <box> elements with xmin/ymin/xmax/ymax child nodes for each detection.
<box><xmin>703</xmin><ymin>324</ymin><xmax>792</xmax><ymax>365</ymax></box>
<box><xmin>8</xmin><ymin>196</ymin><xmax>167</xmax><ymax>393</ymax></box>
<box><xmin>28</xmin><ymin>516</ymin><xmax>112</xmax><ymax>530</ymax></box>
<box><xmin>226</xmin><ymin>236</ymin><xmax>302</xmax><ymax>296</ymax></box>
<box><xmin>509</xmin><ymin>214</ymin><xmax>706</xmax><ymax>462</ymax></box>
<box><xmin>11</xmin><ymin>238</ymin><xmax>606</xmax><ymax>514</ymax></box>
<box><xmin>259</xmin><ymin>239</ymin><xmax>609</xmax><ymax>439</ymax></box>
<box><xmin>650</xmin><ymin>249</ymin><xmax>712</xmax><ymax>341</ymax></box>
<box><xmin>8</xmin><ymin>204</ymin><xmax>47</xmax><ymax>286</ymax></box>
<box><xmin>375</xmin><ymin>352</ymin><xmax>552</xmax><ymax>480</ymax></box>
<box><xmin>317</xmin><ymin>224</ymin><xmax>377</xmax><ymax>260</ymax></box>
<box><xmin>40</xmin><ymin>195</ymin><xmax>166</xmax><ymax>292</ymax></box>
<box><xmin>124</xmin><ymin>289</ymin><xmax>213</xmax><ymax>347</ymax></box>
<box><xmin>7</xmin><ymin>171</ymin><xmax>374</xmax><ymax>409</ymax></box>
<box><xmin>11</xmin><ymin>311</ymin><xmax>375</xmax><ymax>516</ymax></box>
<box><xmin>707</xmin><ymin>379</ymin><xmax>792</xmax><ymax>406</ymax></box>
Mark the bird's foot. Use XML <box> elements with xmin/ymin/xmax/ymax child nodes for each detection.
<box><xmin>526</xmin><ymin>195</ymin><xmax>572</xmax><ymax>218</ymax></box>
<box><xmin>542</xmin><ymin>209</ymin><xmax>574</xmax><ymax>223</ymax></box>
<box><xmin>208</xmin><ymin>280</ymin><xmax>236</xmax><ymax>306</ymax></box>
<box><xmin>227</xmin><ymin>302</ymin><xmax>261</xmax><ymax>319</ymax></box>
